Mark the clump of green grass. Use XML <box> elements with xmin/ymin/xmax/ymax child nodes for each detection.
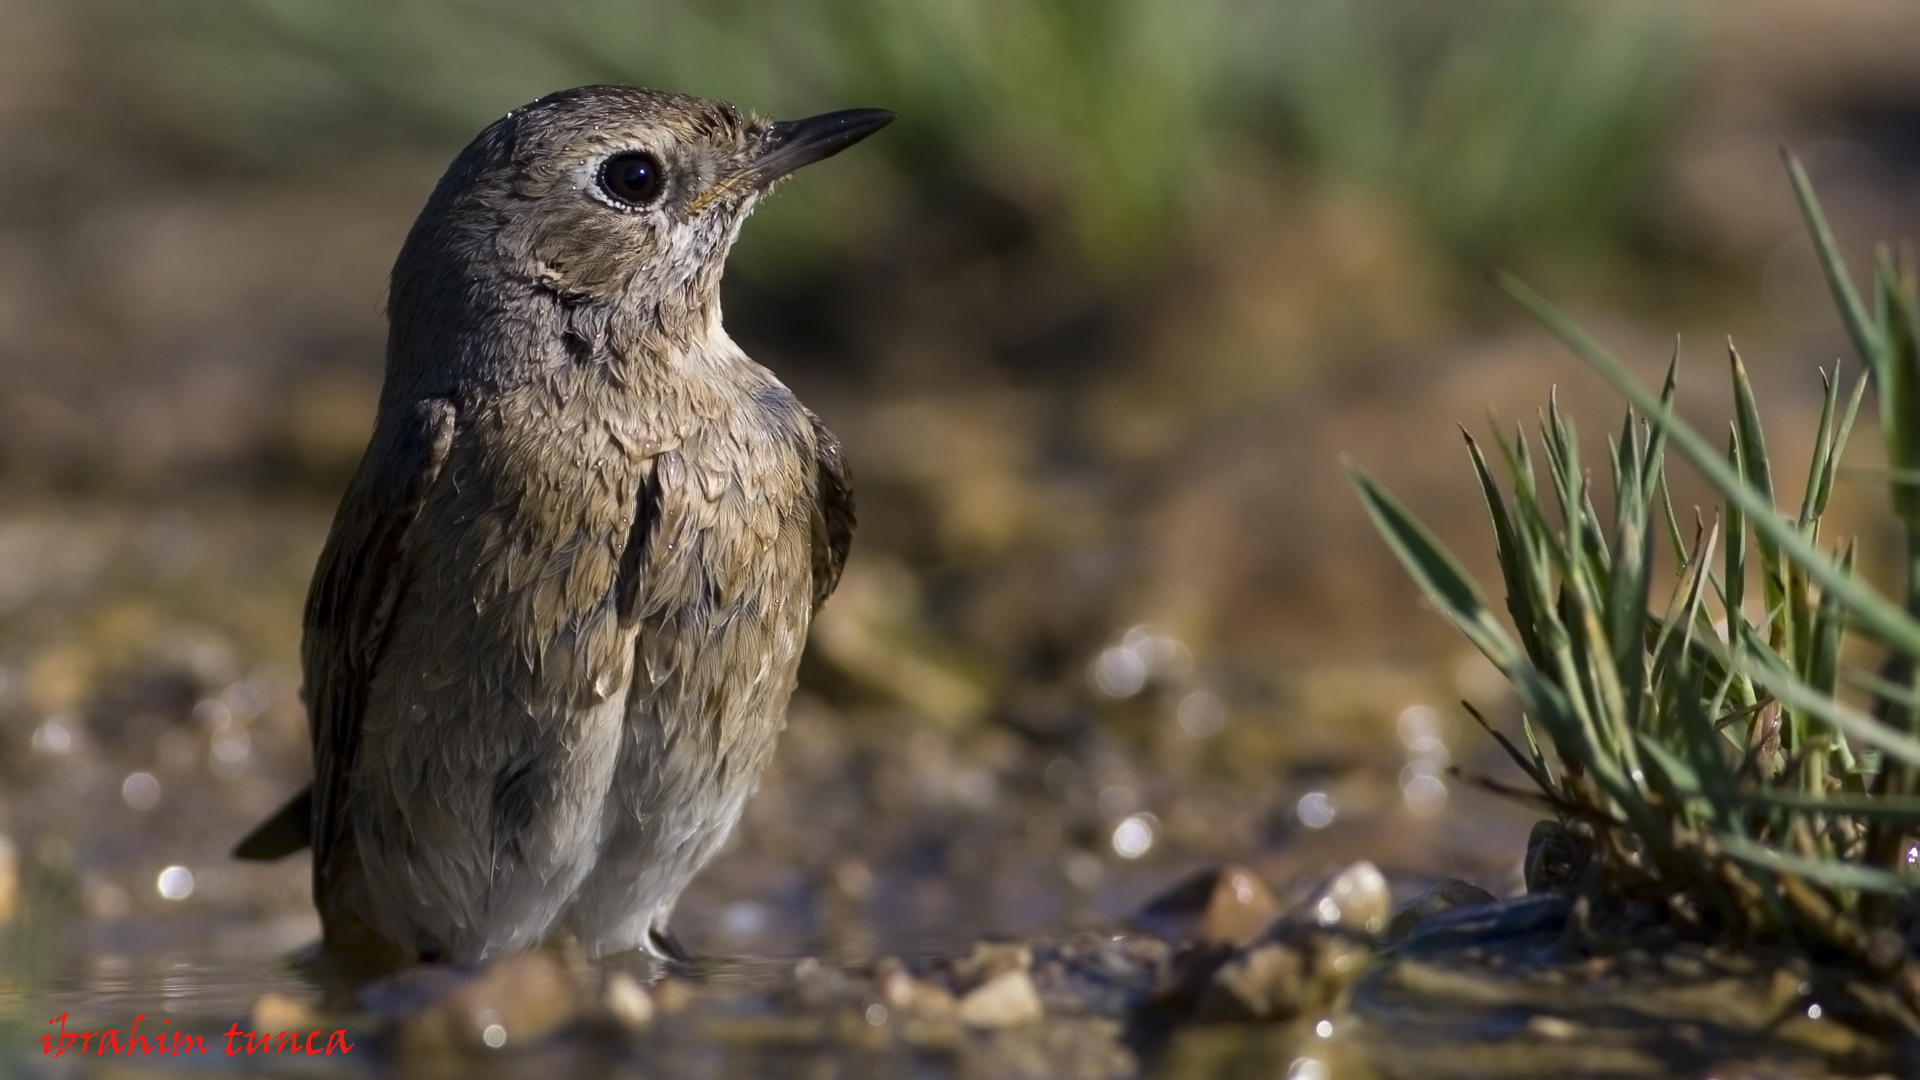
<box><xmin>1349</xmin><ymin>159</ymin><xmax>1920</xmax><ymax>986</ymax></box>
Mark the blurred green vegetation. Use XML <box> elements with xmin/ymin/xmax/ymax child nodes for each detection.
<box><xmin>107</xmin><ymin>0</ymin><xmax>1696</xmax><ymax>275</ymax></box>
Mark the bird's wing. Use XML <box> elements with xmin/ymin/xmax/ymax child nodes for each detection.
<box><xmin>301</xmin><ymin>397</ymin><xmax>457</xmax><ymax>894</ymax></box>
<box><xmin>806</xmin><ymin>410</ymin><xmax>855</xmax><ymax>612</ymax></box>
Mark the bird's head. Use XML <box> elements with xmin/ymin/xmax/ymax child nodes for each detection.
<box><xmin>385</xmin><ymin>86</ymin><xmax>891</xmax><ymax>389</ymax></box>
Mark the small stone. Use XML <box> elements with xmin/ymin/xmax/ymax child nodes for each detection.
<box><xmin>951</xmin><ymin>941</ymin><xmax>1031</xmax><ymax>991</ymax></box>
<box><xmin>906</xmin><ymin>981</ymin><xmax>956</xmax><ymax>1018</ymax></box>
<box><xmin>955</xmin><ymin>969</ymin><xmax>1043</xmax><ymax>1028</ymax></box>
<box><xmin>1195</xmin><ymin>928</ymin><xmax>1372</xmax><ymax>1022</ymax></box>
<box><xmin>871</xmin><ymin>955</ymin><xmax>955</xmax><ymax>1017</ymax></box>
<box><xmin>1385</xmin><ymin>878</ymin><xmax>1497</xmax><ymax>942</ymax></box>
<box><xmin>1524</xmin><ymin>820</ymin><xmax>1592</xmax><ymax>892</ymax></box>
<box><xmin>651</xmin><ymin>976</ymin><xmax>691</xmax><ymax>1014</ymax></box>
<box><xmin>874</xmin><ymin>957</ymin><xmax>914</xmax><ymax>1007</ymax></box>
<box><xmin>1296</xmin><ymin>861</ymin><xmax>1390</xmax><ymax>939</ymax></box>
<box><xmin>1196</xmin><ymin>940</ymin><xmax>1307</xmax><ymax>1021</ymax></box>
<box><xmin>832</xmin><ymin>858</ymin><xmax>874</xmax><ymax>898</ymax></box>
<box><xmin>870</xmin><ymin>957</ymin><xmax>960</xmax><ymax>1020</ymax></box>
<box><xmin>601</xmin><ymin>973</ymin><xmax>653</xmax><ymax>1029</ymax></box>
<box><xmin>1130</xmin><ymin>864</ymin><xmax>1280</xmax><ymax>946</ymax></box>
<box><xmin>250</xmin><ymin>992</ymin><xmax>318</xmax><ymax>1035</ymax></box>
<box><xmin>1526</xmin><ymin>1014</ymin><xmax>1579</xmax><ymax>1039</ymax></box>
<box><xmin>387</xmin><ymin>951</ymin><xmax>578</xmax><ymax>1052</ymax></box>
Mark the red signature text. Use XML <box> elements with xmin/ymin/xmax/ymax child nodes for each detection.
<box><xmin>41</xmin><ymin>1011</ymin><xmax>354</xmax><ymax>1057</ymax></box>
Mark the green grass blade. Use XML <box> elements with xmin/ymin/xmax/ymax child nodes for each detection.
<box><xmin>1728</xmin><ymin>342</ymin><xmax>1776</xmax><ymax>521</ymax></box>
<box><xmin>1738</xmin><ymin>790</ymin><xmax>1920</xmax><ymax>824</ymax></box>
<box><xmin>1798</xmin><ymin>365</ymin><xmax>1842</xmax><ymax>529</ymax></box>
<box><xmin>1804</xmin><ymin>365</ymin><xmax>1866</xmax><ymax>526</ymax></box>
<box><xmin>1650</xmin><ymin>518</ymin><xmax>1719</xmax><ymax>689</ymax></box>
<box><xmin>1847</xmin><ymin>666</ymin><xmax>1920</xmax><ymax>715</ymax></box>
<box><xmin>1876</xmin><ymin>249</ymin><xmax>1920</xmax><ymax>530</ymax></box>
<box><xmin>1658</xmin><ymin>470</ymin><xmax>1688</xmax><ymax>570</ymax></box>
<box><xmin>1721</xmin><ymin>426</ymin><xmax>1748</xmax><ymax>634</ymax></box>
<box><xmin>1605</xmin><ymin>425</ymin><xmax>1652</xmax><ymax>729</ymax></box>
<box><xmin>1728</xmin><ymin>341</ymin><xmax>1796</xmax><ymax>671</ymax></box>
<box><xmin>1784</xmin><ymin>150</ymin><xmax>1883</xmax><ymax>368</ymax></box>
<box><xmin>1521</xmin><ymin>715</ymin><xmax>1558</xmax><ymax>790</ymax></box>
<box><xmin>1640</xmin><ymin>347</ymin><xmax>1680</xmax><ymax>500</ymax></box>
<box><xmin>1347</xmin><ymin>461</ymin><xmax>1498</xmax><ymax>643</ymax></box>
<box><xmin>1736</xmin><ymin>642</ymin><xmax>1920</xmax><ymax>769</ymax></box>
<box><xmin>1810</xmin><ymin>543</ymin><xmax>1857</xmax><ymax>776</ymax></box>
<box><xmin>1466</xmin><ymin>428</ymin><xmax>1549</xmax><ymax>670</ymax></box>
<box><xmin>1807</xmin><ymin>543</ymin><xmax>1851</xmax><ymax>698</ymax></box>
<box><xmin>1633</xmin><ymin>726</ymin><xmax>1698</xmax><ymax>789</ymax></box>
<box><xmin>1717</xmin><ymin>832</ymin><xmax>1917</xmax><ymax>893</ymax></box>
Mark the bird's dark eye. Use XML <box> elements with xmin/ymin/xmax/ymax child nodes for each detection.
<box><xmin>598</xmin><ymin>151</ymin><xmax>664</xmax><ymax>207</ymax></box>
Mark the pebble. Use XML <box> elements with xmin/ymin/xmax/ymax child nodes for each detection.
<box><xmin>601</xmin><ymin>973</ymin><xmax>654</xmax><ymax>1029</ymax></box>
<box><xmin>1386</xmin><ymin>878</ymin><xmax>1498</xmax><ymax>942</ymax></box>
<box><xmin>250</xmin><ymin>992</ymin><xmax>320</xmax><ymax>1034</ymax></box>
<box><xmin>951</xmin><ymin>941</ymin><xmax>1032</xmax><ymax>990</ymax></box>
<box><xmin>1130</xmin><ymin>863</ymin><xmax>1280</xmax><ymax>946</ymax></box>
<box><xmin>1525</xmin><ymin>820</ymin><xmax>1593</xmax><ymax>892</ymax></box>
<box><xmin>956</xmin><ymin>969</ymin><xmax>1044</xmax><ymax>1029</ymax></box>
<box><xmin>1298</xmin><ymin>861</ymin><xmax>1391</xmax><ymax>938</ymax></box>
<box><xmin>1195</xmin><ymin>926</ymin><xmax>1372</xmax><ymax>1022</ymax></box>
<box><xmin>385</xmin><ymin>951</ymin><xmax>578</xmax><ymax>1052</ymax></box>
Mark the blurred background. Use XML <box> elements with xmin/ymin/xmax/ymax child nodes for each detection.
<box><xmin>1</xmin><ymin>0</ymin><xmax>1918</xmax><ymax>999</ymax></box>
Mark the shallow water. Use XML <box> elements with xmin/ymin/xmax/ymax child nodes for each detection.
<box><xmin>0</xmin><ymin>500</ymin><xmax>1552</xmax><ymax>1078</ymax></box>
<box><xmin>0</xmin><ymin>832</ymin><xmax>1509</xmax><ymax>1078</ymax></box>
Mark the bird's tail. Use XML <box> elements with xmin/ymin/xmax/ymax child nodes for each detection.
<box><xmin>233</xmin><ymin>786</ymin><xmax>313</xmax><ymax>860</ymax></box>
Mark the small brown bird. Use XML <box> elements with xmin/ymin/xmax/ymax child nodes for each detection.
<box><xmin>234</xmin><ymin>86</ymin><xmax>885</xmax><ymax>966</ymax></box>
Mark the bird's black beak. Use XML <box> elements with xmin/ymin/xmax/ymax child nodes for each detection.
<box><xmin>748</xmin><ymin>108</ymin><xmax>894</xmax><ymax>189</ymax></box>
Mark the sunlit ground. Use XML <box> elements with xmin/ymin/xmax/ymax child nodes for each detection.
<box><xmin>2</xmin><ymin>0</ymin><xmax>1919</xmax><ymax>1075</ymax></box>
